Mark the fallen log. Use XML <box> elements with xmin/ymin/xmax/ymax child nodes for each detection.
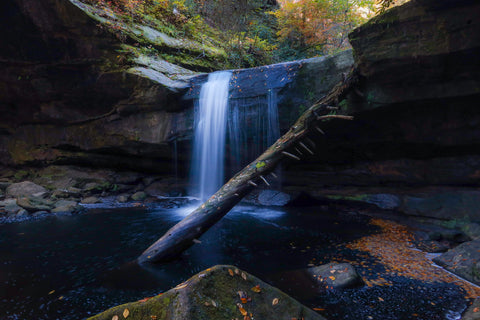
<box><xmin>138</xmin><ymin>69</ymin><xmax>358</xmax><ymax>264</ymax></box>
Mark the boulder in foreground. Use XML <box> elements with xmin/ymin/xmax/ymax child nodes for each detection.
<box><xmin>88</xmin><ymin>265</ymin><xmax>326</xmax><ymax>320</ymax></box>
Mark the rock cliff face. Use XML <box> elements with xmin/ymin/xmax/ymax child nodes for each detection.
<box><xmin>283</xmin><ymin>0</ymin><xmax>480</xmax><ymax>225</ymax></box>
<box><xmin>0</xmin><ymin>0</ymin><xmax>351</xmax><ymax>174</ymax></box>
<box><xmin>0</xmin><ymin>0</ymin><xmax>201</xmax><ymax>172</ymax></box>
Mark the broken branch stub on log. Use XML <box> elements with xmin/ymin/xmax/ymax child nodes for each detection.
<box><xmin>137</xmin><ymin>70</ymin><xmax>358</xmax><ymax>264</ymax></box>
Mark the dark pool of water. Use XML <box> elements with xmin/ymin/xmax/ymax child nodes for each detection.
<box><xmin>0</xmin><ymin>201</ymin><xmax>468</xmax><ymax>320</ymax></box>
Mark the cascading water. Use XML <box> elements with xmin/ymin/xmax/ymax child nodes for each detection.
<box><xmin>266</xmin><ymin>89</ymin><xmax>280</xmax><ymax>146</ymax></box>
<box><xmin>191</xmin><ymin>71</ymin><xmax>232</xmax><ymax>201</ymax></box>
<box><xmin>227</xmin><ymin>89</ymin><xmax>281</xmax><ymax>173</ymax></box>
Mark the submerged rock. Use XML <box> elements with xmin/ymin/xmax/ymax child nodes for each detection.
<box><xmin>244</xmin><ymin>190</ymin><xmax>292</xmax><ymax>206</ymax></box>
<box><xmin>308</xmin><ymin>262</ymin><xmax>364</xmax><ymax>289</ymax></box>
<box><xmin>88</xmin><ymin>265</ymin><xmax>326</xmax><ymax>320</ymax></box>
<box><xmin>433</xmin><ymin>239</ymin><xmax>480</xmax><ymax>286</ymax></box>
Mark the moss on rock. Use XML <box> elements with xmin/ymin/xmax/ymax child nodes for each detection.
<box><xmin>88</xmin><ymin>265</ymin><xmax>326</xmax><ymax>320</ymax></box>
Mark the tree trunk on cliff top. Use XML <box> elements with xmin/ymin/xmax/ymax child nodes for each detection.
<box><xmin>138</xmin><ymin>69</ymin><xmax>358</xmax><ymax>264</ymax></box>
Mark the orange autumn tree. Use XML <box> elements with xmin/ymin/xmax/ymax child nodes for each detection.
<box><xmin>274</xmin><ymin>0</ymin><xmax>376</xmax><ymax>60</ymax></box>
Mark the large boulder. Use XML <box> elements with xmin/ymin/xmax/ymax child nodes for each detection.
<box><xmin>88</xmin><ymin>265</ymin><xmax>326</xmax><ymax>320</ymax></box>
<box><xmin>433</xmin><ymin>239</ymin><xmax>480</xmax><ymax>285</ymax></box>
<box><xmin>6</xmin><ymin>181</ymin><xmax>47</xmax><ymax>198</ymax></box>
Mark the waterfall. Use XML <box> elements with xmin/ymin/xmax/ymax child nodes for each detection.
<box><xmin>228</xmin><ymin>89</ymin><xmax>281</xmax><ymax>173</ymax></box>
<box><xmin>267</xmin><ymin>89</ymin><xmax>280</xmax><ymax>146</ymax></box>
<box><xmin>191</xmin><ymin>71</ymin><xmax>232</xmax><ymax>201</ymax></box>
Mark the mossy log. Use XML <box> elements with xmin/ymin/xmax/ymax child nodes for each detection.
<box><xmin>138</xmin><ymin>69</ymin><xmax>358</xmax><ymax>264</ymax></box>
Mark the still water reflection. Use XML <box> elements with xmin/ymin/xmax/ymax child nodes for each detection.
<box><xmin>0</xmin><ymin>201</ymin><xmax>467</xmax><ymax>319</ymax></box>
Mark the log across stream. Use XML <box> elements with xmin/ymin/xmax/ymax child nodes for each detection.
<box><xmin>138</xmin><ymin>71</ymin><xmax>357</xmax><ymax>264</ymax></box>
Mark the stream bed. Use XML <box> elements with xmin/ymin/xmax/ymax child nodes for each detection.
<box><xmin>0</xmin><ymin>200</ymin><xmax>469</xmax><ymax>319</ymax></box>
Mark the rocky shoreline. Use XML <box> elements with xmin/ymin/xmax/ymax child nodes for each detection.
<box><xmin>0</xmin><ymin>165</ymin><xmax>189</xmax><ymax>224</ymax></box>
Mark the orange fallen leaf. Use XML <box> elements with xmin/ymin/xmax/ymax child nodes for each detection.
<box><xmin>313</xmin><ymin>308</ymin><xmax>325</xmax><ymax>311</ymax></box>
<box><xmin>237</xmin><ymin>304</ymin><xmax>248</xmax><ymax>316</ymax></box>
<box><xmin>474</xmin><ymin>307</ymin><xmax>479</xmax><ymax>313</ymax></box>
<box><xmin>251</xmin><ymin>285</ymin><xmax>261</xmax><ymax>293</ymax></box>
<box><xmin>228</xmin><ymin>269</ymin><xmax>234</xmax><ymax>276</ymax></box>
<box><xmin>123</xmin><ymin>308</ymin><xmax>130</xmax><ymax>318</ymax></box>
<box><xmin>328</xmin><ymin>276</ymin><xmax>336</xmax><ymax>281</ymax></box>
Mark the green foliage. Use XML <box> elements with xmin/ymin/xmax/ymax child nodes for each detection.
<box><xmin>83</xmin><ymin>0</ymin><xmax>401</xmax><ymax>69</ymax></box>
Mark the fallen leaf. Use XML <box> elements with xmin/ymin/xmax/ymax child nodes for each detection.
<box><xmin>150</xmin><ymin>316</ymin><xmax>157</xmax><ymax>320</ymax></box>
<box><xmin>193</xmin><ymin>239</ymin><xmax>201</xmax><ymax>244</ymax></box>
<box><xmin>235</xmin><ymin>269</ymin><xmax>240</xmax><ymax>275</ymax></box>
<box><xmin>48</xmin><ymin>290</ymin><xmax>55</xmax><ymax>295</ymax></box>
<box><xmin>474</xmin><ymin>307</ymin><xmax>479</xmax><ymax>313</ymax></box>
<box><xmin>251</xmin><ymin>285</ymin><xmax>261</xmax><ymax>293</ymax></box>
<box><xmin>378</xmin><ymin>297</ymin><xmax>384</xmax><ymax>302</ymax></box>
<box><xmin>241</xmin><ymin>272</ymin><xmax>247</xmax><ymax>281</ymax></box>
<box><xmin>328</xmin><ymin>276</ymin><xmax>336</xmax><ymax>281</ymax></box>
<box><xmin>211</xmin><ymin>299</ymin><xmax>217</xmax><ymax>307</ymax></box>
<box><xmin>272</xmin><ymin>298</ymin><xmax>279</xmax><ymax>306</ymax></box>
<box><xmin>58</xmin><ymin>296</ymin><xmax>64</xmax><ymax>300</ymax></box>
<box><xmin>237</xmin><ymin>303</ymin><xmax>248</xmax><ymax>316</ymax></box>
<box><xmin>228</xmin><ymin>269</ymin><xmax>234</xmax><ymax>276</ymax></box>
<box><xmin>123</xmin><ymin>308</ymin><xmax>130</xmax><ymax>318</ymax></box>
<box><xmin>112</xmin><ymin>316</ymin><xmax>119</xmax><ymax>320</ymax></box>
<box><xmin>238</xmin><ymin>290</ymin><xmax>248</xmax><ymax>303</ymax></box>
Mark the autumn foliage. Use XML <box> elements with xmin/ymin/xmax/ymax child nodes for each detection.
<box><xmin>84</xmin><ymin>0</ymin><xmax>410</xmax><ymax>67</ymax></box>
